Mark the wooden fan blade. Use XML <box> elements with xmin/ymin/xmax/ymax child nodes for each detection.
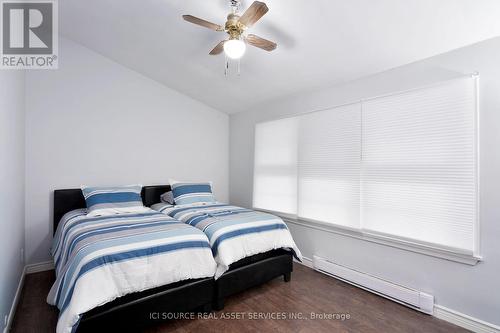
<box><xmin>182</xmin><ymin>15</ymin><xmax>223</xmax><ymax>31</ymax></box>
<box><xmin>245</xmin><ymin>34</ymin><xmax>277</xmax><ymax>51</ymax></box>
<box><xmin>209</xmin><ymin>40</ymin><xmax>225</xmax><ymax>55</ymax></box>
<box><xmin>238</xmin><ymin>1</ymin><xmax>269</xmax><ymax>28</ymax></box>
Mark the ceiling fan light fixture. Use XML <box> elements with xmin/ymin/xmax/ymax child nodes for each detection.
<box><xmin>224</xmin><ymin>39</ymin><xmax>246</xmax><ymax>59</ymax></box>
<box><xmin>182</xmin><ymin>1</ymin><xmax>275</xmax><ymax>68</ymax></box>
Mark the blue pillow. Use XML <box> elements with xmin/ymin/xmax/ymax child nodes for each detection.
<box><xmin>81</xmin><ymin>185</ymin><xmax>149</xmax><ymax>217</ymax></box>
<box><xmin>170</xmin><ymin>181</ymin><xmax>216</xmax><ymax>205</ymax></box>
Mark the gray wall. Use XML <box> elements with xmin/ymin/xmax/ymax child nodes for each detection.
<box><xmin>0</xmin><ymin>71</ymin><xmax>25</xmax><ymax>328</ymax></box>
<box><xmin>229</xmin><ymin>37</ymin><xmax>500</xmax><ymax>324</ymax></box>
<box><xmin>25</xmin><ymin>38</ymin><xmax>229</xmax><ymax>265</ymax></box>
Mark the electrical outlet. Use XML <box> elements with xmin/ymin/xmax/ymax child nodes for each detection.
<box><xmin>20</xmin><ymin>248</ymin><xmax>24</xmax><ymax>263</ymax></box>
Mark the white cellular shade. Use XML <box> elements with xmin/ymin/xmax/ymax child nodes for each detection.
<box><xmin>361</xmin><ymin>77</ymin><xmax>478</xmax><ymax>253</ymax></box>
<box><xmin>253</xmin><ymin>118</ymin><xmax>298</xmax><ymax>214</ymax></box>
<box><xmin>298</xmin><ymin>104</ymin><xmax>361</xmax><ymax>229</ymax></box>
<box><xmin>253</xmin><ymin>76</ymin><xmax>478</xmax><ymax>256</ymax></box>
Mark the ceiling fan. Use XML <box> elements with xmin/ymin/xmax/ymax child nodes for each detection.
<box><xmin>182</xmin><ymin>0</ymin><xmax>277</xmax><ymax>60</ymax></box>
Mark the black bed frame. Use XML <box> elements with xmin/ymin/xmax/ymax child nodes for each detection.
<box><xmin>141</xmin><ymin>186</ymin><xmax>294</xmax><ymax>310</ymax></box>
<box><xmin>53</xmin><ymin>186</ymin><xmax>293</xmax><ymax>331</ymax></box>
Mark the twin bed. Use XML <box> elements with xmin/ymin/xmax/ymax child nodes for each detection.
<box><xmin>50</xmin><ymin>185</ymin><xmax>301</xmax><ymax>332</ymax></box>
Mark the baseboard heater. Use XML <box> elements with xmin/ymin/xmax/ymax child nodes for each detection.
<box><xmin>312</xmin><ymin>255</ymin><xmax>434</xmax><ymax>314</ymax></box>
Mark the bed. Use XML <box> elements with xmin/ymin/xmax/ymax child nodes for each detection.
<box><xmin>143</xmin><ymin>185</ymin><xmax>300</xmax><ymax>310</ymax></box>
<box><xmin>51</xmin><ymin>189</ymin><xmax>217</xmax><ymax>333</ymax></box>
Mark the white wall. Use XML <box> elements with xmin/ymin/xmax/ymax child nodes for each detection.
<box><xmin>25</xmin><ymin>38</ymin><xmax>229</xmax><ymax>265</ymax></box>
<box><xmin>230</xmin><ymin>37</ymin><xmax>500</xmax><ymax>325</ymax></box>
<box><xmin>0</xmin><ymin>71</ymin><xmax>25</xmax><ymax>328</ymax></box>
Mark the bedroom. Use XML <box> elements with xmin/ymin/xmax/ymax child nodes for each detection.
<box><xmin>1</xmin><ymin>0</ymin><xmax>499</xmax><ymax>332</ymax></box>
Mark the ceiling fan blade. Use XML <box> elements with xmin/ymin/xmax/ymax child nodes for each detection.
<box><xmin>182</xmin><ymin>15</ymin><xmax>223</xmax><ymax>31</ymax></box>
<box><xmin>245</xmin><ymin>34</ymin><xmax>277</xmax><ymax>51</ymax></box>
<box><xmin>238</xmin><ymin>1</ymin><xmax>269</xmax><ymax>28</ymax></box>
<box><xmin>209</xmin><ymin>40</ymin><xmax>226</xmax><ymax>55</ymax></box>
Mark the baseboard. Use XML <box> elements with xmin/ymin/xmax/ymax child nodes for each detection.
<box><xmin>25</xmin><ymin>260</ymin><xmax>54</xmax><ymax>274</ymax></box>
<box><xmin>4</xmin><ymin>261</ymin><xmax>53</xmax><ymax>333</ymax></box>
<box><xmin>434</xmin><ymin>305</ymin><xmax>500</xmax><ymax>333</ymax></box>
<box><xmin>5</xmin><ymin>259</ymin><xmax>500</xmax><ymax>333</ymax></box>
<box><xmin>297</xmin><ymin>256</ymin><xmax>499</xmax><ymax>332</ymax></box>
<box><xmin>294</xmin><ymin>256</ymin><xmax>313</xmax><ymax>268</ymax></box>
<box><xmin>3</xmin><ymin>266</ymin><xmax>26</xmax><ymax>333</ymax></box>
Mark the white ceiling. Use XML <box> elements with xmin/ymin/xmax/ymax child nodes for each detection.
<box><xmin>60</xmin><ymin>0</ymin><xmax>500</xmax><ymax>114</ymax></box>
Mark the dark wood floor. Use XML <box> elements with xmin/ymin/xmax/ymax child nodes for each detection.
<box><xmin>11</xmin><ymin>263</ymin><xmax>468</xmax><ymax>333</ymax></box>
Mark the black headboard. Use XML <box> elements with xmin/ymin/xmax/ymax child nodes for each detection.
<box><xmin>53</xmin><ymin>189</ymin><xmax>86</xmax><ymax>235</ymax></box>
<box><xmin>142</xmin><ymin>185</ymin><xmax>171</xmax><ymax>207</ymax></box>
<box><xmin>53</xmin><ymin>185</ymin><xmax>171</xmax><ymax>235</ymax></box>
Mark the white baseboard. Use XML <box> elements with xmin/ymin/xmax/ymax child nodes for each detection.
<box><xmin>25</xmin><ymin>260</ymin><xmax>54</xmax><ymax>274</ymax></box>
<box><xmin>5</xmin><ymin>259</ymin><xmax>500</xmax><ymax>333</ymax></box>
<box><xmin>3</xmin><ymin>261</ymin><xmax>53</xmax><ymax>333</ymax></box>
<box><xmin>294</xmin><ymin>256</ymin><xmax>313</xmax><ymax>268</ymax></box>
<box><xmin>3</xmin><ymin>266</ymin><xmax>26</xmax><ymax>333</ymax></box>
<box><xmin>434</xmin><ymin>305</ymin><xmax>500</xmax><ymax>333</ymax></box>
<box><xmin>296</xmin><ymin>256</ymin><xmax>499</xmax><ymax>332</ymax></box>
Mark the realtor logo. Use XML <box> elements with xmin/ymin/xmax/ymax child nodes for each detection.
<box><xmin>1</xmin><ymin>0</ymin><xmax>58</xmax><ymax>69</ymax></box>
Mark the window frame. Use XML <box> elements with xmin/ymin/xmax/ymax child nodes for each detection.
<box><xmin>252</xmin><ymin>74</ymin><xmax>481</xmax><ymax>265</ymax></box>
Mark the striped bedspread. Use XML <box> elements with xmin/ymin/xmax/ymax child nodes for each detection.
<box><xmin>152</xmin><ymin>203</ymin><xmax>302</xmax><ymax>278</ymax></box>
<box><xmin>47</xmin><ymin>208</ymin><xmax>217</xmax><ymax>333</ymax></box>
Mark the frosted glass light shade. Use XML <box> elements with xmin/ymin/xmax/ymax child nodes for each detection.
<box><xmin>224</xmin><ymin>39</ymin><xmax>246</xmax><ymax>59</ymax></box>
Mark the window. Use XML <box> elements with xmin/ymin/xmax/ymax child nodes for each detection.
<box><xmin>253</xmin><ymin>117</ymin><xmax>298</xmax><ymax>215</ymax></box>
<box><xmin>361</xmin><ymin>78</ymin><xmax>478</xmax><ymax>253</ymax></box>
<box><xmin>253</xmin><ymin>76</ymin><xmax>479</xmax><ymax>257</ymax></box>
<box><xmin>298</xmin><ymin>103</ymin><xmax>361</xmax><ymax>230</ymax></box>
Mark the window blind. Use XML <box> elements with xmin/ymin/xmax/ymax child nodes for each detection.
<box><xmin>253</xmin><ymin>76</ymin><xmax>478</xmax><ymax>255</ymax></box>
<box><xmin>361</xmin><ymin>78</ymin><xmax>477</xmax><ymax>253</ymax></box>
<box><xmin>253</xmin><ymin>117</ymin><xmax>298</xmax><ymax>215</ymax></box>
<box><xmin>298</xmin><ymin>104</ymin><xmax>361</xmax><ymax>229</ymax></box>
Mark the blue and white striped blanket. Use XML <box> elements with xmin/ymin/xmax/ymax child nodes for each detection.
<box><xmin>152</xmin><ymin>203</ymin><xmax>302</xmax><ymax>278</ymax></box>
<box><xmin>47</xmin><ymin>208</ymin><xmax>217</xmax><ymax>333</ymax></box>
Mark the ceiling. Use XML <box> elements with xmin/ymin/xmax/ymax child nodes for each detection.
<box><xmin>60</xmin><ymin>0</ymin><xmax>500</xmax><ymax>114</ymax></box>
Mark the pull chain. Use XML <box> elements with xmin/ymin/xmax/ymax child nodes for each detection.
<box><xmin>224</xmin><ymin>55</ymin><xmax>229</xmax><ymax>76</ymax></box>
